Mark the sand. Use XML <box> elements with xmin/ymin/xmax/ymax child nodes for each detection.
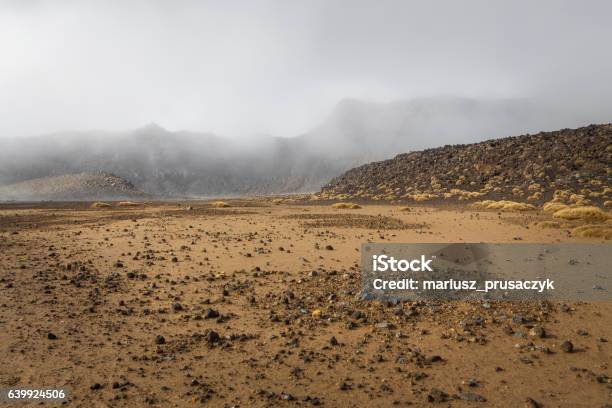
<box><xmin>0</xmin><ymin>200</ymin><xmax>610</xmax><ymax>407</ymax></box>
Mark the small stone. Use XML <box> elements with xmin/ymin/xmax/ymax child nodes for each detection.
<box><xmin>204</xmin><ymin>308</ymin><xmax>220</xmax><ymax>319</ymax></box>
<box><xmin>529</xmin><ymin>326</ymin><xmax>545</xmax><ymax>338</ymax></box>
<box><xmin>428</xmin><ymin>355</ymin><xmax>443</xmax><ymax>363</ymax></box>
<box><xmin>459</xmin><ymin>392</ymin><xmax>486</xmax><ymax>402</ymax></box>
<box><xmin>560</xmin><ymin>340</ymin><xmax>574</xmax><ymax>353</ymax></box>
<box><xmin>155</xmin><ymin>335</ymin><xmax>166</xmax><ymax>345</ymax></box>
<box><xmin>330</xmin><ymin>336</ymin><xmax>339</xmax><ymax>346</ymax></box>
<box><xmin>206</xmin><ymin>330</ymin><xmax>220</xmax><ymax>344</ymax></box>
<box><xmin>524</xmin><ymin>397</ymin><xmax>543</xmax><ymax>408</ymax></box>
<box><xmin>325</xmin><ymin>245</ymin><xmax>334</xmax><ymax>250</ymax></box>
<box><xmin>427</xmin><ymin>388</ymin><xmax>449</xmax><ymax>403</ymax></box>
<box><xmin>90</xmin><ymin>383</ymin><xmax>102</xmax><ymax>390</ymax></box>
<box><xmin>462</xmin><ymin>378</ymin><xmax>479</xmax><ymax>387</ymax></box>
<box><xmin>47</xmin><ymin>332</ymin><xmax>58</xmax><ymax>340</ymax></box>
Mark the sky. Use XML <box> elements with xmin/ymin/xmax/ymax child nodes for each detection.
<box><xmin>1</xmin><ymin>0</ymin><xmax>611</xmax><ymax>138</ymax></box>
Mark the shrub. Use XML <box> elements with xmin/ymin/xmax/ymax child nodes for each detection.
<box><xmin>542</xmin><ymin>202</ymin><xmax>568</xmax><ymax>213</ymax></box>
<box><xmin>91</xmin><ymin>202</ymin><xmax>111</xmax><ymax>208</ymax></box>
<box><xmin>332</xmin><ymin>202</ymin><xmax>362</xmax><ymax>209</ymax></box>
<box><xmin>553</xmin><ymin>206</ymin><xmax>610</xmax><ymax>222</ymax></box>
<box><xmin>473</xmin><ymin>200</ymin><xmax>536</xmax><ymax>211</ymax></box>
<box><xmin>571</xmin><ymin>224</ymin><xmax>612</xmax><ymax>239</ymax></box>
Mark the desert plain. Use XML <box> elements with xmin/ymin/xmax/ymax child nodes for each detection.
<box><xmin>0</xmin><ymin>199</ymin><xmax>610</xmax><ymax>407</ymax></box>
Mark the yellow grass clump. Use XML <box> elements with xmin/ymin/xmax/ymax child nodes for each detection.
<box><xmin>471</xmin><ymin>200</ymin><xmax>494</xmax><ymax>209</ymax></box>
<box><xmin>472</xmin><ymin>200</ymin><xmax>536</xmax><ymax>211</ymax></box>
<box><xmin>211</xmin><ymin>201</ymin><xmax>231</xmax><ymax>208</ymax></box>
<box><xmin>446</xmin><ymin>189</ymin><xmax>485</xmax><ymax>200</ymax></box>
<box><xmin>272</xmin><ymin>198</ymin><xmax>284</xmax><ymax>205</ymax></box>
<box><xmin>571</xmin><ymin>224</ymin><xmax>612</xmax><ymax>240</ymax></box>
<box><xmin>399</xmin><ymin>207</ymin><xmax>412</xmax><ymax>212</ymax></box>
<box><xmin>118</xmin><ymin>201</ymin><xmax>141</xmax><ymax>207</ymax></box>
<box><xmin>552</xmin><ymin>189</ymin><xmax>571</xmax><ymax>202</ymax></box>
<box><xmin>411</xmin><ymin>193</ymin><xmax>438</xmax><ymax>202</ymax></box>
<box><xmin>553</xmin><ymin>206</ymin><xmax>610</xmax><ymax>222</ymax></box>
<box><xmin>511</xmin><ymin>187</ymin><xmax>524</xmax><ymax>197</ymax></box>
<box><xmin>604</xmin><ymin>200</ymin><xmax>612</xmax><ymax>208</ymax></box>
<box><xmin>527</xmin><ymin>183</ymin><xmax>541</xmax><ymax>192</ymax></box>
<box><xmin>91</xmin><ymin>202</ymin><xmax>111</xmax><ymax>208</ymax></box>
<box><xmin>332</xmin><ymin>202</ymin><xmax>362</xmax><ymax>209</ymax></box>
<box><xmin>542</xmin><ymin>202</ymin><xmax>569</xmax><ymax>213</ymax></box>
<box><xmin>527</xmin><ymin>191</ymin><xmax>543</xmax><ymax>201</ymax></box>
<box><xmin>569</xmin><ymin>193</ymin><xmax>591</xmax><ymax>205</ymax></box>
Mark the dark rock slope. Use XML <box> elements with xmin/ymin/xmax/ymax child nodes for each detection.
<box><xmin>320</xmin><ymin>124</ymin><xmax>612</xmax><ymax>204</ymax></box>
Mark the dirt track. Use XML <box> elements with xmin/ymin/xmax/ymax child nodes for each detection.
<box><xmin>0</xmin><ymin>201</ymin><xmax>610</xmax><ymax>407</ymax></box>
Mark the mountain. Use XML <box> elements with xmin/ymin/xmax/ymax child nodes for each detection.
<box><xmin>0</xmin><ymin>97</ymin><xmax>589</xmax><ymax>199</ymax></box>
<box><xmin>0</xmin><ymin>172</ymin><xmax>147</xmax><ymax>201</ymax></box>
<box><xmin>319</xmin><ymin>124</ymin><xmax>612</xmax><ymax>205</ymax></box>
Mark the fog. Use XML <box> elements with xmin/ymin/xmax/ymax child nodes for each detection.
<box><xmin>1</xmin><ymin>0</ymin><xmax>611</xmax><ymax>139</ymax></box>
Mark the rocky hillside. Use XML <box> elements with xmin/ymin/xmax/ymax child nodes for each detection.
<box><xmin>320</xmin><ymin>124</ymin><xmax>612</xmax><ymax>205</ymax></box>
<box><xmin>0</xmin><ymin>172</ymin><xmax>147</xmax><ymax>201</ymax></box>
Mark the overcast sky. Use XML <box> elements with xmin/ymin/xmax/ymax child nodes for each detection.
<box><xmin>1</xmin><ymin>0</ymin><xmax>611</xmax><ymax>138</ymax></box>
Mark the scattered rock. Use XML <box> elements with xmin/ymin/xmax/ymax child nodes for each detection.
<box><xmin>561</xmin><ymin>340</ymin><xmax>574</xmax><ymax>353</ymax></box>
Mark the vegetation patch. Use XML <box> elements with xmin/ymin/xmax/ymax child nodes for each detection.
<box><xmin>553</xmin><ymin>206</ymin><xmax>610</xmax><ymax>222</ymax></box>
<box><xmin>571</xmin><ymin>224</ymin><xmax>612</xmax><ymax>239</ymax></box>
<box><xmin>472</xmin><ymin>200</ymin><xmax>536</xmax><ymax>211</ymax></box>
<box><xmin>91</xmin><ymin>202</ymin><xmax>112</xmax><ymax>208</ymax></box>
<box><xmin>331</xmin><ymin>202</ymin><xmax>362</xmax><ymax>209</ymax></box>
<box><xmin>211</xmin><ymin>201</ymin><xmax>231</xmax><ymax>208</ymax></box>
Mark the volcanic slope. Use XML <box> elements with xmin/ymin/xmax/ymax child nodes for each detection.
<box><xmin>320</xmin><ymin>124</ymin><xmax>612</xmax><ymax>204</ymax></box>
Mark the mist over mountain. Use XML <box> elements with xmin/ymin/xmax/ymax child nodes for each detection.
<box><xmin>0</xmin><ymin>97</ymin><xmax>591</xmax><ymax>199</ymax></box>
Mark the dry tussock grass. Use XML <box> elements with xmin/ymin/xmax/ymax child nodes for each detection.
<box><xmin>571</xmin><ymin>224</ymin><xmax>612</xmax><ymax>239</ymax></box>
<box><xmin>331</xmin><ymin>202</ymin><xmax>362</xmax><ymax>209</ymax></box>
<box><xmin>542</xmin><ymin>202</ymin><xmax>568</xmax><ymax>213</ymax></box>
<box><xmin>211</xmin><ymin>201</ymin><xmax>231</xmax><ymax>208</ymax></box>
<box><xmin>472</xmin><ymin>200</ymin><xmax>536</xmax><ymax>211</ymax></box>
<box><xmin>553</xmin><ymin>206</ymin><xmax>610</xmax><ymax>222</ymax></box>
<box><xmin>118</xmin><ymin>201</ymin><xmax>141</xmax><ymax>207</ymax></box>
<box><xmin>91</xmin><ymin>202</ymin><xmax>112</xmax><ymax>208</ymax></box>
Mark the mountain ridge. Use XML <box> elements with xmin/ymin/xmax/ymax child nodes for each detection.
<box><xmin>0</xmin><ymin>97</ymin><xmax>601</xmax><ymax>199</ymax></box>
